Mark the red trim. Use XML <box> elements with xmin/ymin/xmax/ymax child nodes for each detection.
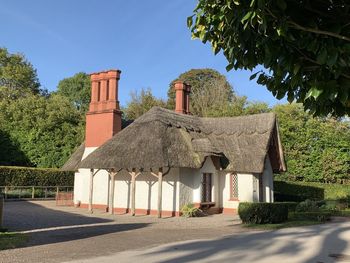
<box><xmin>79</xmin><ymin>203</ymin><xmax>180</xmax><ymax>217</ymax></box>
<box><xmin>222</xmin><ymin>208</ymin><xmax>237</xmax><ymax>215</ymax></box>
<box><xmin>229</xmin><ymin>198</ymin><xmax>239</xmax><ymax>201</ymax></box>
<box><xmin>80</xmin><ymin>203</ymin><xmax>108</xmax><ymax>212</ymax></box>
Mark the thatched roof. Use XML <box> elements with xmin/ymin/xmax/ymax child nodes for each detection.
<box><xmin>76</xmin><ymin>107</ymin><xmax>286</xmax><ymax>173</ymax></box>
<box><xmin>61</xmin><ymin>143</ymin><xmax>85</xmax><ymax>171</ymax></box>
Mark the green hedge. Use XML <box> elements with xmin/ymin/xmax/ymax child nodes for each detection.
<box><xmin>238</xmin><ymin>202</ymin><xmax>288</xmax><ymax>224</ymax></box>
<box><xmin>274</xmin><ymin>180</ymin><xmax>350</xmax><ymax>202</ymax></box>
<box><xmin>0</xmin><ymin>166</ymin><xmax>74</xmax><ymax>186</ymax></box>
<box><xmin>291</xmin><ymin>212</ymin><xmax>332</xmax><ymax>222</ymax></box>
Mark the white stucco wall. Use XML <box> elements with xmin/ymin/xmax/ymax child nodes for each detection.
<box><xmin>192</xmin><ymin>157</ymin><xmax>219</xmax><ymax>206</ymax></box>
<box><xmin>220</xmin><ymin>173</ymin><xmax>255</xmax><ymax>210</ymax></box>
<box><xmin>262</xmin><ymin>156</ymin><xmax>274</xmax><ymax>202</ymax></box>
<box><xmin>74</xmin><ymin>158</ymin><xmax>181</xmax><ymax>213</ymax></box>
<box><xmin>112</xmin><ymin>169</ymin><xmax>180</xmax><ymax>212</ymax></box>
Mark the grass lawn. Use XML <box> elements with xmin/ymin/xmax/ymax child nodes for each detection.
<box><xmin>0</xmin><ymin>231</ymin><xmax>28</xmax><ymax>250</ymax></box>
<box><xmin>244</xmin><ymin>220</ymin><xmax>324</xmax><ymax>230</ymax></box>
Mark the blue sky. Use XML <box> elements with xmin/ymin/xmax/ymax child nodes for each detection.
<box><xmin>0</xmin><ymin>0</ymin><xmax>286</xmax><ymax>107</ymax></box>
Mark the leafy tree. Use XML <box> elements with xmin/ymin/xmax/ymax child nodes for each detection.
<box><xmin>124</xmin><ymin>88</ymin><xmax>167</xmax><ymax>120</ymax></box>
<box><xmin>0</xmin><ymin>94</ymin><xmax>84</xmax><ymax>168</ymax></box>
<box><xmin>168</xmin><ymin>68</ymin><xmax>270</xmax><ymax>117</ymax></box>
<box><xmin>56</xmin><ymin>72</ymin><xmax>91</xmax><ymax>113</ymax></box>
<box><xmin>273</xmin><ymin>103</ymin><xmax>350</xmax><ymax>183</ymax></box>
<box><xmin>167</xmin><ymin>68</ymin><xmax>235</xmax><ymax>116</ymax></box>
<box><xmin>0</xmin><ymin>47</ymin><xmax>40</xmax><ymax>98</ymax></box>
<box><xmin>188</xmin><ymin>0</ymin><xmax>350</xmax><ymax>116</ymax></box>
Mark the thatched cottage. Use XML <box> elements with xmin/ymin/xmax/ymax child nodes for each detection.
<box><xmin>62</xmin><ymin>69</ymin><xmax>286</xmax><ymax>217</ymax></box>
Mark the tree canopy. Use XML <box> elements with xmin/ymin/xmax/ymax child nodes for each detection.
<box><xmin>188</xmin><ymin>0</ymin><xmax>350</xmax><ymax>116</ymax></box>
<box><xmin>56</xmin><ymin>72</ymin><xmax>91</xmax><ymax>113</ymax></box>
<box><xmin>167</xmin><ymin>68</ymin><xmax>269</xmax><ymax>117</ymax></box>
<box><xmin>124</xmin><ymin>88</ymin><xmax>167</xmax><ymax>120</ymax></box>
<box><xmin>0</xmin><ymin>93</ymin><xmax>84</xmax><ymax>168</ymax></box>
<box><xmin>0</xmin><ymin>47</ymin><xmax>40</xmax><ymax>98</ymax></box>
<box><xmin>273</xmin><ymin>103</ymin><xmax>350</xmax><ymax>183</ymax></box>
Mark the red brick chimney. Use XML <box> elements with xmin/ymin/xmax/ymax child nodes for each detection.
<box><xmin>174</xmin><ymin>81</ymin><xmax>191</xmax><ymax>114</ymax></box>
<box><xmin>86</xmin><ymin>70</ymin><xmax>122</xmax><ymax>147</ymax></box>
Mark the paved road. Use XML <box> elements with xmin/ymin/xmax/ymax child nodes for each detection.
<box><xmin>0</xmin><ymin>201</ymin><xmax>243</xmax><ymax>263</ymax></box>
<box><xmin>2</xmin><ymin>201</ymin><xmax>350</xmax><ymax>263</ymax></box>
<box><xmin>66</xmin><ymin>221</ymin><xmax>350</xmax><ymax>263</ymax></box>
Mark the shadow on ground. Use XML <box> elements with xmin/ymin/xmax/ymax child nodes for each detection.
<box><xmin>4</xmin><ymin>201</ymin><xmax>111</xmax><ymax>231</ymax></box>
<box><xmin>143</xmin><ymin>222</ymin><xmax>350</xmax><ymax>263</ymax></box>
<box><xmin>3</xmin><ymin>201</ymin><xmax>149</xmax><ymax>248</ymax></box>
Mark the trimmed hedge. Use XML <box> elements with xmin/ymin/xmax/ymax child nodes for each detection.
<box><xmin>291</xmin><ymin>212</ymin><xmax>332</xmax><ymax>222</ymax></box>
<box><xmin>274</xmin><ymin>180</ymin><xmax>350</xmax><ymax>202</ymax></box>
<box><xmin>0</xmin><ymin>166</ymin><xmax>74</xmax><ymax>186</ymax></box>
<box><xmin>238</xmin><ymin>202</ymin><xmax>288</xmax><ymax>224</ymax></box>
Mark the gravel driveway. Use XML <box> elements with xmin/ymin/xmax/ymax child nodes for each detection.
<box><xmin>0</xmin><ymin>201</ymin><xmax>243</xmax><ymax>263</ymax></box>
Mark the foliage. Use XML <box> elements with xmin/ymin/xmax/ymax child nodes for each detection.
<box><xmin>274</xmin><ymin>181</ymin><xmax>324</xmax><ymax>202</ymax></box>
<box><xmin>244</xmin><ymin>219</ymin><xmax>321</xmax><ymax>230</ymax></box>
<box><xmin>274</xmin><ymin>180</ymin><xmax>350</xmax><ymax>202</ymax></box>
<box><xmin>167</xmin><ymin>68</ymin><xmax>270</xmax><ymax>117</ymax></box>
<box><xmin>0</xmin><ymin>130</ymin><xmax>29</xmax><ymax>166</ymax></box>
<box><xmin>0</xmin><ymin>47</ymin><xmax>40</xmax><ymax>98</ymax></box>
<box><xmin>273</xmin><ymin>103</ymin><xmax>350</xmax><ymax>183</ymax></box>
<box><xmin>124</xmin><ymin>88</ymin><xmax>167</xmax><ymax>120</ymax></box>
<box><xmin>188</xmin><ymin>0</ymin><xmax>350</xmax><ymax>116</ymax></box>
<box><xmin>180</xmin><ymin>203</ymin><xmax>203</xmax><ymax>217</ymax></box>
<box><xmin>0</xmin><ymin>94</ymin><xmax>84</xmax><ymax>168</ymax></box>
<box><xmin>0</xmin><ymin>232</ymin><xmax>27</xmax><ymax>250</ymax></box>
<box><xmin>295</xmin><ymin>199</ymin><xmax>319</xmax><ymax>212</ymax></box>
<box><xmin>56</xmin><ymin>72</ymin><xmax>91</xmax><ymax>113</ymax></box>
<box><xmin>291</xmin><ymin>212</ymin><xmax>331</xmax><ymax>222</ymax></box>
<box><xmin>238</xmin><ymin>202</ymin><xmax>288</xmax><ymax>224</ymax></box>
<box><xmin>0</xmin><ymin>166</ymin><xmax>74</xmax><ymax>186</ymax></box>
<box><xmin>281</xmin><ymin>202</ymin><xmax>299</xmax><ymax>212</ymax></box>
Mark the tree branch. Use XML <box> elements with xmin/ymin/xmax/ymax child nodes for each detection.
<box><xmin>288</xmin><ymin>21</ymin><xmax>350</xmax><ymax>42</ymax></box>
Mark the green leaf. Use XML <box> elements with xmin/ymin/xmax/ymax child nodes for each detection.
<box><xmin>276</xmin><ymin>0</ymin><xmax>287</xmax><ymax>10</ymax></box>
<box><xmin>316</xmin><ymin>49</ymin><xmax>327</xmax><ymax>64</ymax></box>
<box><xmin>306</xmin><ymin>87</ymin><xmax>323</xmax><ymax>100</ymax></box>
<box><xmin>249</xmin><ymin>72</ymin><xmax>259</xmax><ymax>80</ymax></box>
<box><xmin>241</xmin><ymin>11</ymin><xmax>253</xmax><ymax>24</ymax></box>
<box><xmin>187</xmin><ymin>16</ymin><xmax>194</xmax><ymax>28</ymax></box>
<box><xmin>226</xmin><ymin>63</ymin><xmax>234</xmax><ymax>71</ymax></box>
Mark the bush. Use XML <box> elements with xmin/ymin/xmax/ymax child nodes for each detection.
<box><xmin>180</xmin><ymin>204</ymin><xmax>203</xmax><ymax>217</ymax></box>
<box><xmin>296</xmin><ymin>200</ymin><xmax>320</xmax><ymax>212</ymax></box>
<box><xmin>0</xmin><ymin>166</ymin><xmax>74</xmax><ymax>186</ymax></box>
<box><xmin>274</xmin><ymin>180</ymin><xmax>350</xmax><ymax>202</ymax></box>
<box><xmin>238</xmin><ymin>202</ymin><xmax>288</xmax><ymax>224</ymax></box>
<box><xmin>283</xmin><ymin>202</ymin><xmax>299</xmax><ymax>212</ymax></box>
<box><xmin>291</xmin><ymin>212</ymin><xmax>332</xmax><ymax>222</ymax></box>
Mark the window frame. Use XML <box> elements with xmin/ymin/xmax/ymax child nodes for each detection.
<box><xmin>229</xmin><ymin>173</ymin><xmax>239</xmax><ymax>201</ymax></box>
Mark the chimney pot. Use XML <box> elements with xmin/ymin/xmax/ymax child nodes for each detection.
<box><xmin>174</xmin><ymin>81</ymin><xmax>191</xmax><ymax>114</ymax></box>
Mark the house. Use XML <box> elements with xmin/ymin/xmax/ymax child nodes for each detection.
<box><xmin>62</xmin><ymin>69</ymin><xmax>286</xmax><ymax>217</ymax></box>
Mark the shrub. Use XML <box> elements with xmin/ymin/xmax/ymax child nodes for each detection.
<box><xmin>180</xmin><ymin>204</ymin><xmax>203</xmax><ymax>217</ymax></box>
<box><xmin>282</xmin><ymin>202</ymin><xmax>299</xmax><ymax>212</ymax></box>
<box><xmin>291</xmin><ymin>212</ymin><xmax>332</xmax><ymax>222</ymax></box>
<box><xmin>0</xmin><ymin>166</ymin><xmax>74</xmax><ymax>186</ymax></box>
<box><xmin>274</xmin><ymin>180</ymin><xmax>350</xmax><ymax>202</ymax></box>
<box><xmin>296</xmin><ymin>200</ymin><xmax>320</xmax><ymax>212</ymax></box>
<box><xmin>238</xmin><ymin>202</ymin><xmax>288</xmax><ymax>224</ymax></box>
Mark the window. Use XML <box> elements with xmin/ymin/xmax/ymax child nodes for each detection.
<box><xmin>230</xmin><ymin>173</ymin><xmax>238</xmax><ymax>200</ymax></box>
<box><xmin>201</xmin><ymin>173</ymin><xmax>212</xmax><ymax>203</ymax></box>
